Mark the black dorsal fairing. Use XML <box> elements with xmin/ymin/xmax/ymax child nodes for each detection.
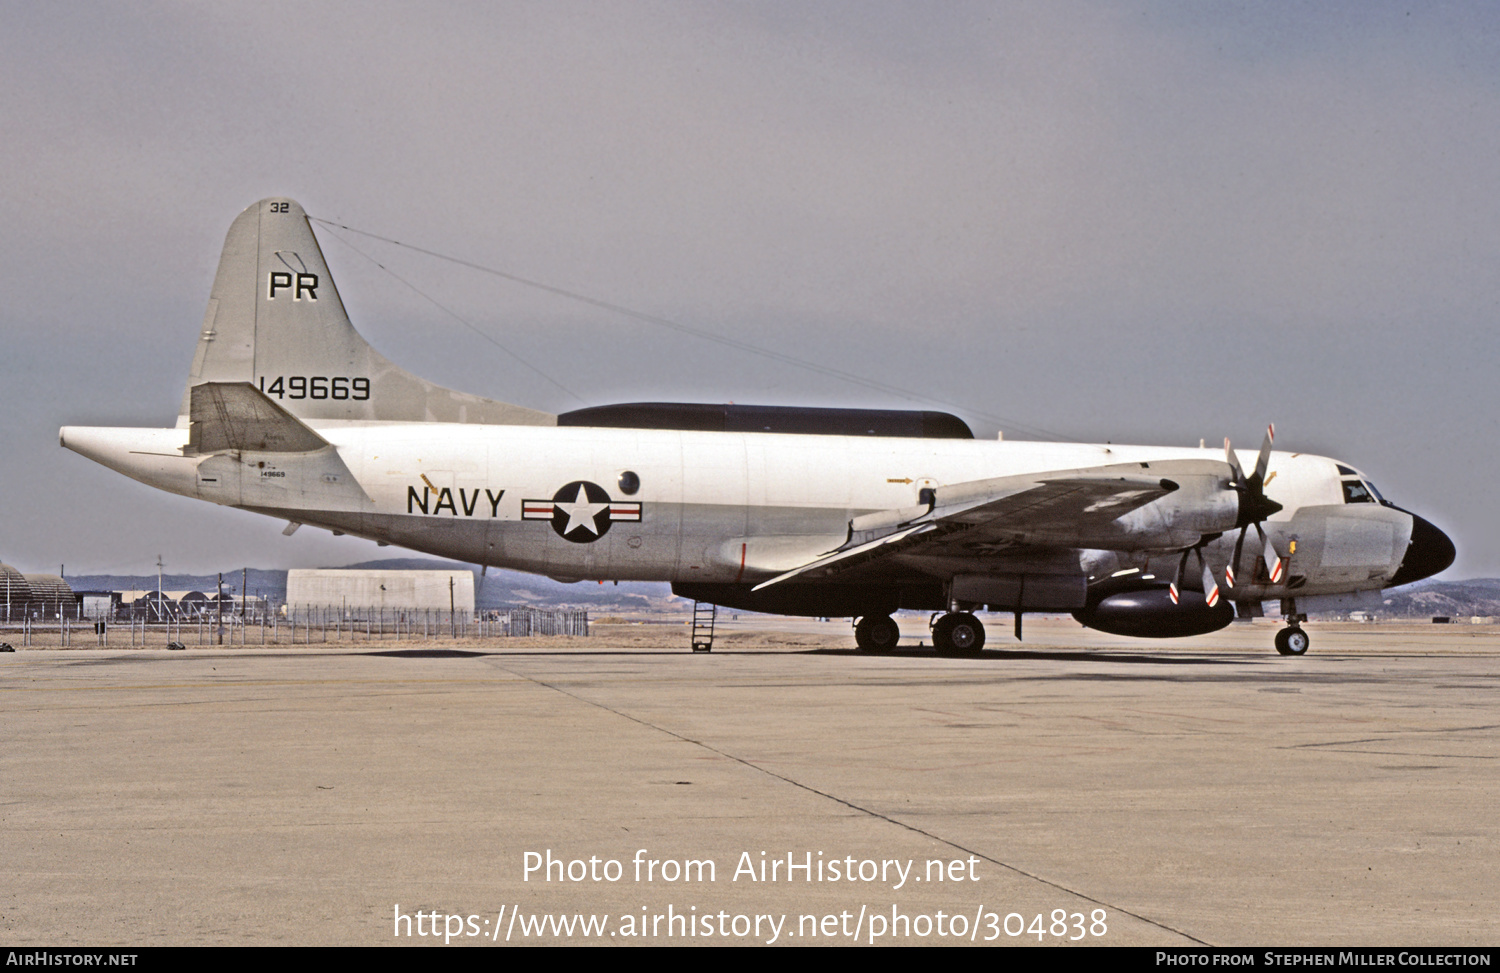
<box><xmin>558</xmin><ymin>402</ymin><xmax>974</xmax><ymax>439</ymax></box>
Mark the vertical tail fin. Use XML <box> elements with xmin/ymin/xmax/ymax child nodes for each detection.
<box><xmin>180</xmin><ymin>198</ymin><xmax>555</xmax><ymax>427</ymax></box>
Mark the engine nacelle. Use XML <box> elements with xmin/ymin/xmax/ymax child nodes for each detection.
<box><xmin>1073</xmin><ymin>579</ymin><xmax>1234</xmax><ymax>639</ymax></box>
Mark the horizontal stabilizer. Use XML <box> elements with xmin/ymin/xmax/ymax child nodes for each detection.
<box><xmin>188</xmin><ymin>382</ymin><xmax>329</xmax><ymax>453</ymax></box>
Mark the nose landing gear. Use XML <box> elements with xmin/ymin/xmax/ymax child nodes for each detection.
<box><xmin>1275</xmin><ymin>623</ymin><xmax>1310</xmax><ymax>656</ymax></box>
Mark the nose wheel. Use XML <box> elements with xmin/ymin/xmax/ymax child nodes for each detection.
<box><xmin>932</xmin><ymin>612</ymin><xmax>985</xmax><ymax>656</ymax></box>
<box><xmin>1275</xmin><ymin>625</ymin><xmax>1310</xmax><ymax>656</ymax></box>
<box><xmin>854</xmin><ymin>614</ymin><xmax>900</xmax><ymax>653</ymax></box>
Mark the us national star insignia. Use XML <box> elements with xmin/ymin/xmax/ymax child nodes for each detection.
<box><xmin>522</xmin><ymin>480</ymin><xmax>642</xmax><ymax>543</ymax></box>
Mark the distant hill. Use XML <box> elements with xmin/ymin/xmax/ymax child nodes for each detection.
<box><xmin>1376</xmin><ymin>578</ymin><xmax>1500</xmax><ymax>618</ymax></box>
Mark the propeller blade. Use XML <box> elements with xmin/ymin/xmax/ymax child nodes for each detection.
<box><xmin>1169</xmin><ymin>547</ymin><xmax>1190</xmax><ymax>605</ymax></box>
<box><xmin>1223</xmin><ymin>437</ymin><xmax>1245</xmax><ymax>483</ymax></box>
<box><xmin>1224</xmin><ymin>562</ymin><xmax>1236</xmax><ymax>589</ymax></box>
<box><xmin>1253</xmin><ymin>423</ymin><xmax>1275</xmax><ymax>485</ymax></box>
<box><xmin>1170</xmin><ymin>546</ymin><xmax>1194</xmax><ymax>605</ymax></box>
<box><xmin>1231</xmin><ymin>521</ymin><xmax>1250</xmax><ymax>585</ymax></box>
<box><xmin>1202</xmin><ymin>563</ymin><xmax>1220</xmax><ymax>608</ymax></box>
<box><xmin>1264</xmin><ymin>536</ymin><xmax>1284</xmax><ymax>585</ymax></box>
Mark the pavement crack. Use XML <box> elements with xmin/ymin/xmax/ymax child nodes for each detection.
<box><xmin>485</xmin><ymin>659</ymin><xmax>1209</xmax><ymax>946</ymax></box>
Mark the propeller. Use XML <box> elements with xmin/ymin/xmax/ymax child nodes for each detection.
<box><xmin>1223</xmin><ymin>424</ymin><xmax>1284</xmax><ymax>590</ymax></box>
<box><xmin>1170</xmin><ymin>424</ymin><xmax>1285</xmax><ymax>602</ymax></box>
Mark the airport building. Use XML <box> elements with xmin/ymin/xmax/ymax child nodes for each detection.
<box><xmin>0</xmin><ymin>563</ymin><xmax>77</xmax><ymax>620</ymax></box>
<box><xmin>285</xmin><ymin>569</ymin><xmax>476</xmax><ymax>613</ymax></box>
<box><xmin>108</xmin><ymin>590</ymin><xmax>269</xmax><ymax>622</ymax></box>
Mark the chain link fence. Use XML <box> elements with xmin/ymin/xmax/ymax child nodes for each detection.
<box><xmin>0</xmin><ymin>606</ymin><xmax>589</xmax><ymax>648</ymax></box>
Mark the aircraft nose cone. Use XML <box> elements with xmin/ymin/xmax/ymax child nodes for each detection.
<box><xmin>1390</xmin><ymin>513</ymin><xmax>1456</xmax><ymax>586</ymax></box>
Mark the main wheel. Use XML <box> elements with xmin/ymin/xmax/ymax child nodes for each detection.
<box><xmin>854</xmin><ymin>615</ymin><xmax>900</xmax><ymax>653</ymax></box>
<box><xmin>932</xmin><ymin>612</ymin><xmax>985</xmax><ymax>656</ymax></box>
<box><xmin>1275</xmin><ymin>626</ymin><xmax>1310</xmax><ymax>656</ymax></box>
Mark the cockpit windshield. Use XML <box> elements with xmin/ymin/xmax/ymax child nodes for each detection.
<box><xmin>1341</xmin><ymin>478</ymin><xmax>1389</xmax><ymax>505</ymax></box>
<box><xmin>1336</xmin><ymin>462</ymin><xmax>1391</xmax><ymax>506</ymax></box>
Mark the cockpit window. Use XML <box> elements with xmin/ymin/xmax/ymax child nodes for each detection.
<box><xmin>1336</xmin><ymin>464</ymin><xmax>1360</xmax><ymax>476</ymax></box>
<box><xmin>1342</xmin><ymin>479</ymin><xmax>1375</xmax><ymax>504</ymax></box>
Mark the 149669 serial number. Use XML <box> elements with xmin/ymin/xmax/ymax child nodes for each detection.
<box><xmin>259</xmin><ymin>376</ymin><xmax>370</xmax><ymax>400</ymax></box>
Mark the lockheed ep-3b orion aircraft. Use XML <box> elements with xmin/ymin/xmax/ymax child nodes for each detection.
<box><xmin>61</xmin><ymin>199</ymin><xmax>1455</xmax><ymax>655</ymax></box>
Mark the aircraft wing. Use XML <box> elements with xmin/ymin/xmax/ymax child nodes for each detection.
<box><xmin>752</xmin><ymin>459</ymin><xmax>1229</xmax><ymax>590</ymax></box>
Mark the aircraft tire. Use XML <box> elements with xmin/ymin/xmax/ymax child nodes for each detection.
<box><xmin>855</xmin><ymin>615</ymin><xmax>900</xmax><ymax>654</ymax></box>
<box><xmin>1275</xmin><ymin>627</ymin><xmax>1310</xmax><ymax>656</ymax></box>
<box><xmin>933</xmin><ymin>612</ymin><xmax>985</xmax><ymax>656</ymax></box>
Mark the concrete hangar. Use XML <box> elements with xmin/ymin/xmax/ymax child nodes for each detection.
<box><xmin>0</xmin><ymin>563</ymin><xmax>75</xmax><ymax>620</ymax></box>
<box><xmin>285</xmin><ymin>569</ymin><xmax>475</xmax><ymax>613</ymax></box>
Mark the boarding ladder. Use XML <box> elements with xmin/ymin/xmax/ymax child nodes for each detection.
<box><xmin>691</xmin><ymin>601</ymin><xmax>717</xmax><ymax>652</ymax></box>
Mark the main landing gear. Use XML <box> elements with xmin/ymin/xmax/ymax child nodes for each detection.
<box><xmin>853</xmin><ymin>614</ymin><xmax>900</xmax><ymax>653</ymax></box>
<box><xmin>854</xmin><ymin>611</ymin><xmax>988</xmax><ymax>655</ymax></box>
<box><xmin>932</xmin><ymin>611</ymin><xmax>985</xmax><ymax>656</ymax></box>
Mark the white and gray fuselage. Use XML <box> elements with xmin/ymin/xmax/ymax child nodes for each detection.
<box><xmin>60</xmin><ymin>419</ymin><xmax>1411</xmax><ymax>600</ymax></box>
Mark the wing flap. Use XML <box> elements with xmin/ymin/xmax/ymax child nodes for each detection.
<box><xmin>752</xmin><ymin>521</ymin><xmax>944</xmax><ymax>591</ymax></box>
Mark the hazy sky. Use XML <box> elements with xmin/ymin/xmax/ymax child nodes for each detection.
<box><xmin>3</xmin><ymin>2</ymin><xmax>1497</xmax><ymax>578</ymax></box>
